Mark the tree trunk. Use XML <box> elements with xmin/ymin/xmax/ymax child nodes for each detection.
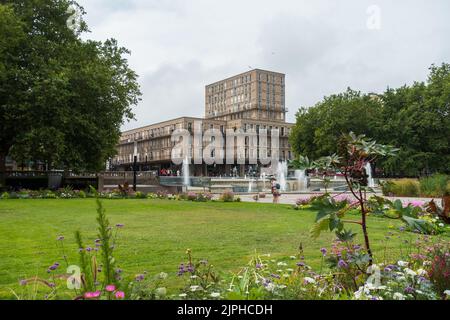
<box><xmin>0</xmin><ymin>152</ymin><xmax>6</xmax><ymax>190</ymax></box>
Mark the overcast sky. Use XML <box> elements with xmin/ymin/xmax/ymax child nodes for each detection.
<box><xmin>77</xmin><ymin>0</ymin><xmax>450</xmax><ymax>131</ymax></box>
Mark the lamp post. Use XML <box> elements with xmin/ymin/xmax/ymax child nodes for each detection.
<box><xmin>133</xmin><ymin>141</ymin><xmax>137</xmax><ymax>192</ymax></box>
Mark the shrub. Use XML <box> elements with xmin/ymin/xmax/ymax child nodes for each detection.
<box><xmin>186</xmin><ymin>192</ymin><xmax>197</xmax><ymax>201</ymax></box>
<box><xmin>155</xmin><ymin>190</ymin><xmax>168</xmax><ymax>199</ymax></box>
<box><xmin>147</xmin><ymin>193</ymin><xmax>157</xmax><ymax>199</ymax></box>
<box><xmin>1</xmin><ymin>192</ymin><xmax>10</xmax><ymax>199</ymax></box>
<box><xmin>196</xmin><ymin>192</ymin><xmax>212</xmax><ymax>202</ymax></box>
<box><xmin>78</xmin><ymin>190</ymin><xmax>87</xmax><ymax>198</ymax></box>
<box><xmin>381</xmin><ymin>179</ymin><xmax>420</xmax><ymax>197</ymax></box>
<box><xmin>420</xmin><ymin>174</ymin><xmax>450</xmax><ymax>197</ymax></box>
<box><xmin>427</xmin><ymin>242</ymin><xmax>450</xmax><ymax>297</ymax></box>
<box><xmin>43</xmin><ymin>191</ymin><xmax>57</xmax><ymax>199</ymax></box>
<box><xmin>220</xmin><ymin>191</ymin><xmax>234</xmax><ymax>202</ymax></box>
<box><xmin>134</xmin><ymin>191</ymin><xmax>147</xmax><ymax>199</ymax></box>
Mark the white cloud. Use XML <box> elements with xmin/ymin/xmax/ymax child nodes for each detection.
<box><xmin>77</xmin><ymin>0</ymin><xmax>450</xmax><ymax>130</ymax></box>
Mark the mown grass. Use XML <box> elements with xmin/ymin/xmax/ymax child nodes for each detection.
<box><xmin>0</xmin><ymin>199</ymin><xmax>447</xmax><ymax>299</ymax></box>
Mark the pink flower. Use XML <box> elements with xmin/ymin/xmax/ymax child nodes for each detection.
<box><xmin>406</xmin><ymin>200</ymin><xmax>424</xmax><ymax>208</ymax></box>
<box><xmin>84</xmin><ymin>291</ymin><xmax>101</xmax><ymax>299</ymax></box>
<box><xmin>115</xmin><ymin>291</ymin><xmax>125</xmax><ymax>299</ymax></box>
<box><xmin>105</xmin><ymin>285</ymin><xmax>116</xmax><ymax>292</ymax></box>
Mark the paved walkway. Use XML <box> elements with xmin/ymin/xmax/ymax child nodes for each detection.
<box><xmin>233</xmin><ymin>193</ymin><xmax>438</xmax><ymax>205</ymax></box>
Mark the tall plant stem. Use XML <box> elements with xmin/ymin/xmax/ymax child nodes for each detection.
<box><xmin>344</xmin><ymin>167</ymin><xmax>373</xmax><ymax>265</ymax></box>
<box><xmin>359</xmin><ymin>188</ymin><xmax>373</xmax><ymax>265</ymax></box>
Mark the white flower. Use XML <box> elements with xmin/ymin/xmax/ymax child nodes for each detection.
<box><xmin>155</xmin><ymin>287</ymin><xmax>167</xmax><ymax>297</ymax></box>
<box><xmin>354</xmin><ymin>286</ymin><xmax>366</xmax><ymax>299</ymax></box>
<box><xmin>290</xmin><ymin>256</ymin><xmax>296</xmax><ymax>259</ymax></box>
<box><xmin>277</xmin><ymin>262</ymin><xmax>288</xmax><ymax>266</ymax></box>
<box><xmin>286</xmin><ymin>268</ymin><xmax>294</xmax><ymax>272</ymax></box>
<box><xmin>303</xmin><ymin>277</ymin><xmax>316</xmax><ymax>284</ymax></box>
<box><xmin>417</xmin><ymin>269</ymin><xmax>427</xmax><ymax>277</ymax></box>
<box><xmin>444</xmin><ymin>290</ymin><xmax>450</xmax><ymax>296</ymax></box>
<box><xmin>397</xmin><ymin>260</ymin><xmax>408</xmax><ymax>267</ymax></box>
<box><xmin>210</xmin><ymin>292</ymin><xmax>220</xmax><ymax>298</ymax></box>
<box><xmin>438</xmin><ymin>223</ymin><xmax>444</xmax><ymax>227</ymax></box>
<box><xmin>393</xmin><ymin>292</ymin><xmax>405</xmax><ymax>300</ymax></box>
<box><xmin>423</xmin><ymin>260</ymin><xmax>432</xmax><ymax>266</ymax></box>
<box><xmin>190</xmin><ymin>285</ymin><xmax>200</xmax><ymax>292</ymax></box>
<box><xmin>265</xmin><ymin>283</ymin><xmax>275</xmax><ymax>292</ymax></box>
<box><xmin>179</xmin><ymin>293</ymin><xmax>187</xmax><ymax>298</ymax></box>
<box><xmin>404</xmin><ymin>268</ymin><xmax>417</xmax><ymax>277</ymax></box>
<box><xmin>158</xmin><ymin>272</ymin><xmax>168</xmax><ymax>279</ymax></box>
<box><xmin>190</xmin><ymin>275</ymin><xmax>198</xmax><ymax>279</ymax></box>
<box><xmin>283</xmin><ymin>274</ymin><xmax>290</xmax><ymax>278</ymax></box>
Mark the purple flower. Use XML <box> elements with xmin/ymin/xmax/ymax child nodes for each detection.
<box><xmin>270</xmin><ymin>273</ymin><xmax>281</xmax><ymax>279</ymax></box>
<box><xmin>404</xmin><ymin>286</ymin><xmax>415</xmax><ymax>294</ymax></box>
<box><xmin>116</xmin><ymin>224</ymin><xmax>124</xmax><ymax>228</ymax></box>
<box><xmin>418</xmin><ymin>276</ymin><xmax>427</xmax><ymax>283</ymax></box>
<box><xmin>320</xmin><ymin>248</ymin><xmax>327</xmax><ymax>256</ymax></box>
<box><xmin>86</xmin><ymin>247</ymin><xmax>93</xmax><ymax>252</ymax></box>
<box><xmin>135</xmin><ymin>274</ymin><xmax>145</xmax><ymax>282</ymax></box>
<box><xmin>337</xmin><ymin>260</ymin><xmax>348</xmax><ymax>269</ymax></box>
<box><xmin>255</xmin><ymin>263</ymin><xmax>262</xmax><ymax>269</ymax></box>
<box><xmin>47</xmin><ymin>263</ymin><xmax>59</xmax><ymax>272</ymax></box>
<box><xmin>187</xmin><ymin>265</ymin><xmax>195</xmax><ymax>273</ymax></box>
<box><xmin>19</xmin><ymin>280</ymin><xmax>27</xmax><ymax>286</ymax></box>
<box><xmin>57</xmin><ymin>236</ymin><xmax>64</xmax><ymax>241</ymax></box>
<box><xmin>178</xmin><ymin>264</ymin><xmax>187</xmax><ymax>276</ymax></box>
<box><xmin>262</xmin><ymin>278</ymin><xmax>272</xmax><ymax>287</ymax></box>
<box><xmin>296</xmin><ymin>262</ymin><xmax>306</xmax><ymax>267</ymax></box>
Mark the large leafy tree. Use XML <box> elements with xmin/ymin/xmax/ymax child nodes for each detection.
<box><xmin>290</xmin><ymin>64</ymin><xmax>450</xmax><ymax>177</ymax></box>
<box><xmin>376</xmin><ymin>64</ymin><xmax>450</xmax><ymax>176</ymax></box>
<box><xmin>0</xmin><ymin>0</ymin><xmax>141</xmax><ymax>178</ymax></box>
<box><xmin>289</xmin><ymin>88</ymin><xmax>382</xmax><ymax>160</ymax></box>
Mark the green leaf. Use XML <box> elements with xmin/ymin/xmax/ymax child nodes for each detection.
<box><xmin>335</xmin><ymin>229</ymin><xmax>357</xmax><ymax>242</ymax></box>
<box><xmin>401</xmin><ymin>216</ymin><xmax>435</xmax><ymax>235</ymax></box>
<box><xmin>310</xmin><ymin>218</ymin><xmax>330</xmax><ymax>239</ymax></box>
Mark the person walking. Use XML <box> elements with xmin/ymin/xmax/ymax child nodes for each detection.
<box><xmin>270</xmin><ymin>177</ymin><xmax>281</xmax><ymax>204</ymax></box>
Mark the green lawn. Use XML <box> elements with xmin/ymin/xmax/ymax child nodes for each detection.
<box><xmin>0</xmin><ymin>199</ymin><xmax>444</xmax><ymax>299</ymax></box>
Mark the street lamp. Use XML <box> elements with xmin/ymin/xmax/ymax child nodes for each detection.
<box><xmin>133</xmin><ymin>141</ymin><xmax>137</xmax><ymax>192</ymax></box>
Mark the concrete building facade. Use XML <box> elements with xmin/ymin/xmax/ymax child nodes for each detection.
<box><xmin>112</xmin><ymin>69</ymin><xmax>294</xmax><ymax>177</ymax></box>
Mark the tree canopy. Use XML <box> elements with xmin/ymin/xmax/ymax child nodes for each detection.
<box><xmin>0</xmin><ymin>0</ymin><xmax>141</xmax><ymax>173</ymax></box>
<box><xmin>289</xmin><ymin>63</ymin><xmax>450</xmax><ymax>177</ymax></box>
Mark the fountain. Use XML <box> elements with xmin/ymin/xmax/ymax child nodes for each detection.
<box><xmin>365</xmin><ymin>162</ymin><xmax>375</xmax><ymax>188</ymax></box>
<box><xmin>183</xmin><ymin>156</ymin><xmax>190</xmax><ymax>187</ymax></box>
<box><xmin>294</xmin><ymin>169</ymin><xmax>308</xmax><ymax>191</ymax></box>
<box><xmin>248</xmin><ymin>179</ymin><xmax>253</xmax><ymax>193</ymax></box>
<box><xmin>276</xmin><ymin>161</ymin><xmax>288</xmax><ymax>191</ymax></box>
